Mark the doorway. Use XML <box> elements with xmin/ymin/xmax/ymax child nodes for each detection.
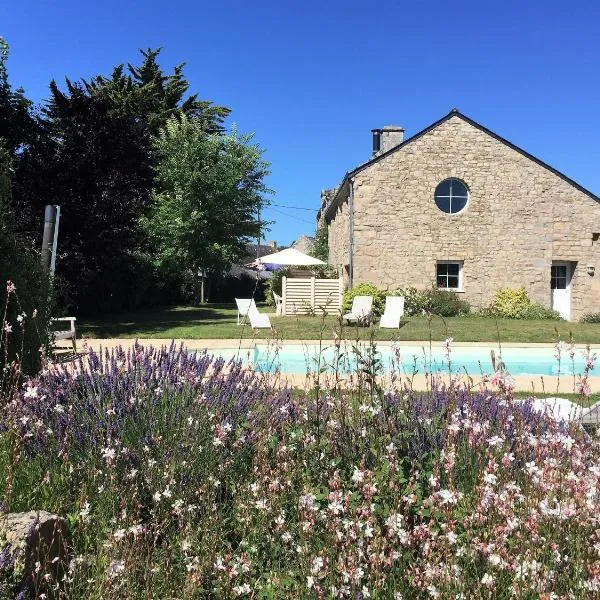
<box><xmin>551</xmin><ymin>262</ymin><xmax>572</xmax><ymax>320</ymax></box>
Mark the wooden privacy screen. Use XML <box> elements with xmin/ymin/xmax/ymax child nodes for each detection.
<box><xmin>281</xmin><ymin>277</ymin><xmax>343</xmax><ymax>316</ymax></box>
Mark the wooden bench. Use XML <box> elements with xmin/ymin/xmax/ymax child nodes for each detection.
<box><xmin>52</xmin><ymin>317</ymin><xmax>77</xmax><ymax>354</ymax></box>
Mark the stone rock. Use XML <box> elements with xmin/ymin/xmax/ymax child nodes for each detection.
<box><xmin>0</xmin><ymin>510</ymin><xmax>68</xmax><ymax>598</ymax></box>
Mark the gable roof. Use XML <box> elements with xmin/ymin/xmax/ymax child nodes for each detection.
<box><xmin>322</xmin><ymin>109</ymin><xmax>600</xmax><ymax>222</ymax></box>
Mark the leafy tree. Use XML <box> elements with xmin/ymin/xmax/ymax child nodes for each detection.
<box><xmin>0</xmin><ymin>138</ymin><xmax>10</xmax><ymax>210</ymax></box>
<box><xmin>312</xmin><ymin>220</ymin><xmax>329</xmax><ymax>262</ymax></box>
<box><xmin>12</xmin><ymin>48</ymin><xmax>230</xmax><ymax>312</ymax></box>
<box><xmin>0</xmin><ymin>37</ymin><xmax>36</xmax><ymax>157</ymax></box>
<box><xmin>143</xmin><ymin>116</ymin><xmax>270</xmax><ymax>302</ymax></box>
<box><xmin>88</xmin><ymin>48</ymin><xmax>230</xmax><ymax>134</ymax></box>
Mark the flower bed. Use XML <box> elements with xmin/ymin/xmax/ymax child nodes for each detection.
<box><xmin>0</xmin><ymin>340</ymin><xmax>599</xmax><ymax>598</ymax></box>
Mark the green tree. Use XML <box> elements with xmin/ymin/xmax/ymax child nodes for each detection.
<box><xmin>312</xmin><ymin>220</ymin><xmax>329</xmax><ymax>262</ymax></box>
<box><xmin>143</xmin><ymin>116</ymin><xmax>270</xmax><ymax>302</ymax></box>
<box><xmin>0</xmin><ymin>41</ymin><xmax>50</xmax><ymax>372</ymax></box>
<box><xmin>12</xmin><ymin>48</ymin><xmax>230</xmax><ymax>312</ymax></box>
<box><xmin>0</xmin><ymin>37</ymin><xmax>36</xmax><ymax>157</ymax></box>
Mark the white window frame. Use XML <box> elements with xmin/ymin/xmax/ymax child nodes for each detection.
<box><xmin>436</xmin><ymin>260</ymin><xmax>463</xmax><ymax>291</ymax></box>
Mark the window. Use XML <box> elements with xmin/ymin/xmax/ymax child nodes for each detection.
<box><xmin>551</xmin><ymin>264</ymin><xmax>568</xmax><ymax>290</ymax></box>
<box><xmin>437</xmin><ymin>261</ymin><xmax>462</xmax><ymax>290</ymax></box>
<box><xmin>434</xmin><ymin>178</ymin><xmax>469</xmax><ymax>214</ymax></box>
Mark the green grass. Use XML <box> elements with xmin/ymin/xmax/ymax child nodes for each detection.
<box><xmin>79</xmin><ymin>303</ymin><xmax>600</xmax><ymax>344</ymax></box>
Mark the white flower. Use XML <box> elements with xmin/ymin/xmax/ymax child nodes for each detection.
<box><xmin>446</xmin><ymin>531</ymin><xmax>458</xmax><ymax>544</ymax></box>
<box><xmin>101</xmin><ymin>447</ymin><xmax>116</xmax><ymax>460</ymax></box>
<box><xmin>438</xmin><ymin>489</ymin><xmax>458</xmax><ymax>505</ymax></box>
<box><xmin>483</xmin><ymin>473</ymin><xmax>498</xmax><ymax>485</ymax></box>
<box><xmin>311</xmin><ymin>556</ymin><xmax>325</xmax><ymax>575</ymax></box>
<box><xmin>307</xmin><ymin>575</ymin><xmax>314</xmax><ymax>589</ymax></box>
<box><xmin>351</xmin><ymin>467</ymin><xmax>364</xmax><ymax>484</ymax></box>
<box><xmin>107</xmin><ymin>560</ymin><xmax>125</xmax><ymax>579</ymax></box>
<box><xmin>79</xmin><ymin>502</ymin><xmax>91</xmax><ymax>522</ymax></box>
<box><xmin>233</xmin><ymin>583</ymin><xmax>251</xmax><ymax>596</ymax></box>
<box><xmin>24</xmin><ymin>386</ymin><xmax>38</xmax><ymax>399</ymax></box>
<box><xmin>488</xmin><ymin>553</ymin><xmax>501</xmax><ymax>567</ymax></box>
<box><xmin>486</xmin><ymin>435</ymin><xmax>504</xmax><ymax>447</ymax></box>
<box><xmin>481</xmin><ymin>573</ymin><xmax>494</xmax><ymax>586</ymax></box>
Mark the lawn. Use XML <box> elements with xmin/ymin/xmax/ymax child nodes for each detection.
<box><xmin>80</xmin><ymin>303</ymin><xmax>600</xmax><ymax>344</ymax></box>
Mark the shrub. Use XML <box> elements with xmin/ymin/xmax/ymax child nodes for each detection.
<box><xmin>342</xmin><ymin>283</ymin><xmax>387</xmax><ymax>316</ymax></box>
<box><xmin>520</xmin><ymin>301</ymin><xmax>562</xmax><ymax>320</ymax></box>
<box><xmin>426</xmin><ymin>288</ymin><xmax>470</xmax><ymax>317</ymax></box>
<box><xmin>491</xmin><ymin>287</ymin><xmax>531</xmax><ymax>318</ymax></box>
<box><xmin>396</xmin><ymin>286</ymin><xmax>470</xmax><ymax>317</ymax></box>
<box><xmin>581</xmin><ymin>312</ymin><xmax>600</xmax><ymax>323</ymax></box>
<box><xmin>395</xmin><ymin>286</ymin><xmax>431</xmax><ymax>316</ymax></box>
<box><xmin>489</xmin><ymin>287</ymin><xmax>562</xmax><ymax>320</ymax></box>
<box><xmin>0</xmin><ymin>230</ymin><xmax>51</xmax><ymax>374</ymax></box>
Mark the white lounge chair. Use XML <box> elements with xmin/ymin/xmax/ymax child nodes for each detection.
<box><xmin>273</xmin><ymin>291</ymin><xmax>283</xmax><ymax>316</ymax></box>
<box><xmin>235</xmin><ymin>298</ymin><xmax>272</xmax><ymax>329</ymax></box>
<box><xmin>380</xmin><ymin>296</ymin><xmax>405</xmax><ymax>329</ymax></box>
<box><xmin>235</xmin><ymin>298</ymin><xmax>254</xmax><ymax>325</ymax></box>
<box><xmin>52</xmin><ymin>316</ymin><xmax>77</xmax><ymax>353</ymax></box>
<box><xmin>342</xmin><ymin>295</ymin><xmax>373</xmax><ymax>325</ymax></box>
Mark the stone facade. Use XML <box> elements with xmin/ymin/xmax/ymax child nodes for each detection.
<box><xmin>324</xmin><ymin>112</ymin><xmax>600</xmax><ymax>320</ymax></box>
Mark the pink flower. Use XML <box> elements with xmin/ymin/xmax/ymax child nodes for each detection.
<box><xmin>6</xmin><ymin>280</ymin><xmax>15</xmax><ymax>294</ymax></box>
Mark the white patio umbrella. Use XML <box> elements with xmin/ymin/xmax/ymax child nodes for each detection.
<box><xmin>247</xmin><ymin>247</ymin><xmax>325</xmax><ymax>270</ymax></box>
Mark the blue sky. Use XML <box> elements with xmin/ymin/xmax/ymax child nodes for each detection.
<box><xmin>3</xmin><ymin>0</ymin><xmax>599</xmax><ymax>246</ymax></box>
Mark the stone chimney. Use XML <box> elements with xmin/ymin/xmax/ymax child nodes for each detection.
<box><xmin>371</xmin><ymin>125</ymin><xmax>404</xmax><ymax>156</ymax></box>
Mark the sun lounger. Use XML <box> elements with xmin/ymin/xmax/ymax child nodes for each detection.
<box><xmin>235</xmin><ymin>298</ymin><xmax>272</xmax><ymax>329</ymax></box>
<box><xmin>380</xmin><ymin>296</ymin><xmax>405</xmax><ymax>328</ymax></box>
<box><xmin>342</xmin><ymin>295</ymin><xmax>373</xmax><ymax>325</ymax></box>
<box><xmin>235</xmin><ymin>298</ymin><xmax>254</xmax><ymax>325</ymax></box>
<box><xmin>52</xmin><ymin>316</ymin><xmax>77</xmax><ymax>353</ymax></box>
<box><xmin>273</xmin><ymin>291</ymin><xmax>283</xmax><ymax>316</ymax></box>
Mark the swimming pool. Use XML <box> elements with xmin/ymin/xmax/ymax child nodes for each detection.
<box><xmin>197</xmin><ymin>343</ymin><xmax>598</xmax><ymax>377</ymax></box>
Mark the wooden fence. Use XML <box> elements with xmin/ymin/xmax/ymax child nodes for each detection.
<box><xmin>281</xmin><ymin>277</ymin><xmax>343</xmax><ymax>316</ymax></box>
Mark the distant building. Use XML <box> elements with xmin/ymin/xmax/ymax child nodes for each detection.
<box><xmin>291</xmin><ymin>235</ymin><xmax>314</xmax><ymax>255</ymax></box>
<box><xmin>230</xmin><ymin>240</ymin><xmax>277</xmax><ymax>280</ymax></box>
<box><xmin>318</xmin><ymin>109</ymin><xmax>600</xmax><ymax>321</ymax></box>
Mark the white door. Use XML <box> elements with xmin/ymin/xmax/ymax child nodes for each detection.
<box><xmin>551</xmin><ymin>262</ymin><xmax>571</xmax><ymax>320</ymax></box>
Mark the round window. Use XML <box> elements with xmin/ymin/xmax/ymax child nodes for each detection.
<box><xmin>434</xmin><ymin>178</ymin><xmax>469</xmax><ymax>214</ymax></box>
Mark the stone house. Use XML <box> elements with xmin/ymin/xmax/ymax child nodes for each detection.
<box><xmin>317</xmin><ymin>109</ymin><xmax>600</xmax><ymax>321</ymax></box>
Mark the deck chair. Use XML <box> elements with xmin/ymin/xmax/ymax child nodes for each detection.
<box><xmin>342</xmin><ymin>295</ymin><xmax>373</xmax><ymax>325</ymax></box>
<box><xmin>272</xmin><ymin>291</ymin><xmax>283</xmax><ymax>316</ymax></box>
<box><xmin>235</xmin><ymin>298</ymin><xmax>255</xmax><ymax>325</ymax></box>
<box><xmin>247</xmin><ymin>302</ymin><xmax>272</xmax><ymax>329</ymax></box>
<box><xmin>52</xmin><ymin>316</ymin><xmax>77</xmax><ymax>353</ymax></box>
<box><xmin>380</xmin><ymin>296</ymin><xmax>405</xmax><ymax>329</ymax></box>
<box><xmin>235</xmin><ymin>298</ymin><xmax>272</xmax><ymax>329</ymax></box>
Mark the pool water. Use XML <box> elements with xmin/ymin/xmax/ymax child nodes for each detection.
<box><xmin>198</xmin><ymin>344</ymin><xmax>598</xmax><ymax>377</ymax></box>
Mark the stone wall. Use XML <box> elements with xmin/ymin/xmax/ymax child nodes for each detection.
<box><xmin>328</xmin><ymin>198</ymin><xmax>350</xmax><ymax>288</ymax></box>
<box><xmin>328</xmin><ymin>115</ymin><xmax>600</xmax><ymax>320</ymax></box>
